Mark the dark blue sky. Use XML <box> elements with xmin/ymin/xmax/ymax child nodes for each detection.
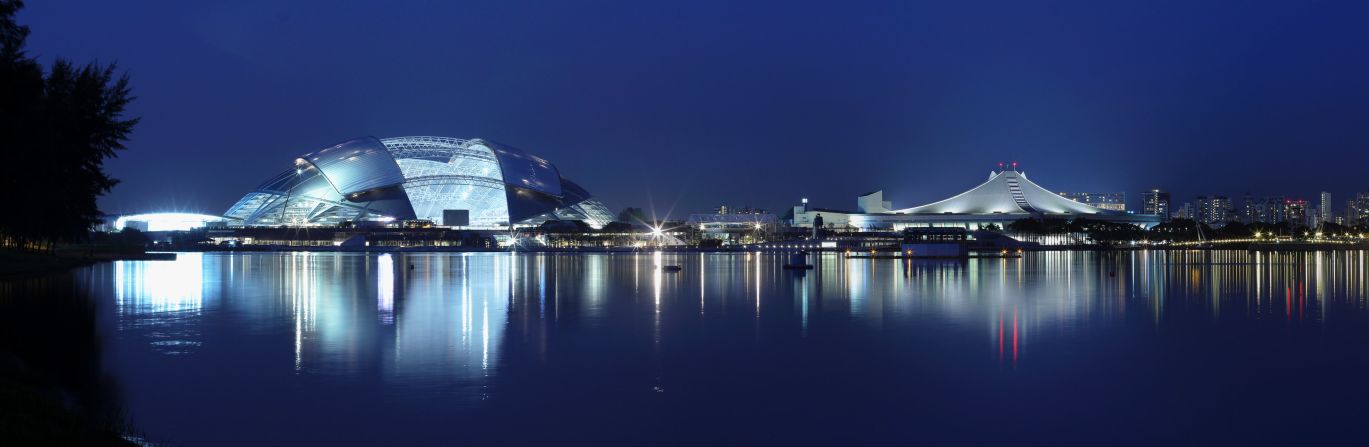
<box><xmin>20</xmin><ymin>0</ymin><xmax>1369</xmax><ymax>217</ymax></box>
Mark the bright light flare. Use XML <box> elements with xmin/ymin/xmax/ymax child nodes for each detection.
<box><xmin>114</xmin><ymin>212</ymin><xmax>224</xmax><ymax>232</ymax></box>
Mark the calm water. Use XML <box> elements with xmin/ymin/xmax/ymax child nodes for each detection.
<box><xmin>35</xmin><ymin>251</ymin><xmax>1369</xmax><ymax>444</ymax></box>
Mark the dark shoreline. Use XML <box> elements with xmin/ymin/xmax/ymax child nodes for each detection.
<box><xmin>0</xmin><ymin>248</ymin><xmax>169</xmax><ymax>280</ymax></box>
<box><xmin>0</xmin><ymin>273</ymin><xmax>139</xmax><ymax>446</ymax></box>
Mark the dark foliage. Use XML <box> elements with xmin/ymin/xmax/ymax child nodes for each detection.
<box><xmin>1070</xmin><ymin>218</ymin><xmax>1145</xmax><ymax>244</ymax></box>
<box><xmin>1212</xmin><ymin>221</ymin><xmax>1252</xmax><ymax>239</ymax></box>
<box><xmin>1148</xmin><ymin>219</ymin><xmax>1211</xmax><ymax>241</ymax></box>
<box><xmin>617</xmin><ymin>207</ymin><xmax>648</xmax><ymax>225</ymax></box>
<box><xmin>538</xmin><ymin>219</ymin><xmax>593</xmax><ymax>233</ymax></box>
<box><xmin>0</xmin><ymin>0</ymin><xmax>137</xmax><ymax>250</ymax></box>
<box><xmin>599</xmin><ymin>221</ymin><xmax>637</xmax><ymax>233</ymax></box>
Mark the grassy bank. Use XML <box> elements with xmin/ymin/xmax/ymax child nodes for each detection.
<box><xmin>0</xmin><ymin>249</ymin><xmax>98</xmax><ymax>279</ymax></box>
<box><xmin>0</xmin><ymin>242</ymin><xmax>154</xmax><ymax>279</ymax></box>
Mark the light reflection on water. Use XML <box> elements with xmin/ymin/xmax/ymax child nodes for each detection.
<box><xmin>89</xmin><ymin>250</ymin><xmax>1369</xmax><ymax>445</ymax></box>
<box><xmin>113</xmin><ymin>252</ymin><xmax>206</xmax><ymax>355</ymax></box>
<box><xmin>102</xmin><ymin>250</ymin><xmax>1369</xmax><ymax>367</ymax></box>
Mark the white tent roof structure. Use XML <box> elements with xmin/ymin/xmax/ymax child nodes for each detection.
<box><xmin>893</xmin><ymin>169</ymin><xmax>1123</xmax><ymax>216</ymax></box>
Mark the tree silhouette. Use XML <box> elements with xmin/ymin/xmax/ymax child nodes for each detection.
<box><xmin>616</xmin><ymin>207</ymin><xmax>648</xmax><ymax>225</ymax></box>
<box><xmin>0</xmin><ymin>0</ymin><xmax>137</xmax><ymax>251</ymax></box>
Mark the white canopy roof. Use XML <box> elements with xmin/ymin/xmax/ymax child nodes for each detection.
<box><xmin>893</xmin><ymin>170</ymin><xmax>1121</xmax><ymax>216</ymax></box>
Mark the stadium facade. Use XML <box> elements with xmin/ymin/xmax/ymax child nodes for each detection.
<box><xmin>794</xmin><ymin>166</ymin><xmax>1161</xmax><ymax>230</ymax></box>
<box><xmin>224</xmin><ymin>136</ymin><xmax>614</xmax><ymax>229</ymax></box>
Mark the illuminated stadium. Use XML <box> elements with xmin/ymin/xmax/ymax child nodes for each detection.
<box><xmin>795</xmin><ymin>164</ymin><xmax>1161</xmax><ymax>231</ymax></box>
<box><xmin>224</xmin><ymin>136</ymin><xmax>614</xmax><ymax>228</ymax></box>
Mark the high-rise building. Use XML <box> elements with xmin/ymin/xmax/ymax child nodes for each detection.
<box><xmin>1240</xmin><ymin>195</ymin><xmax>1288</xmax><ymax>224</ymax></box>
<box><xmin>1195</xmin><ymin>196</ymin><xmax>1233</xmax><ymax>226</ymax></box>
<box><xmin>1285</xmin><ymin>199</ymin><xmax>1308</xmax><ymax>228</ymax></box>
<box><xmin>1173</xmin><ymin>202</ymin><xmax>1196</xmax><ymax>221</ymax></box>
<box><xmin>1142</xmin><ymin>189</ymin><xmax>1171</xmax><ymax>221</ymax></box>
<box><xmin>1320</xmin><ymin>191</ymin><xmax>1333</xmax><ymax>223</ymax></box>
<box><xmin>1239</xmin><ymin>194</ymin><xmax>1257</xmax><ymax>224</ymax></box>
<box><xmin>1058</xmin><ymin>192</ymin><xmax>1126</xmax><ymax>211</ymax></box>
<box><xmin>1349</xmin><ymin>192</ymin><xmax>1369</xmax><ymax>226</ymax></box>
<box><xmin>1266</xmin><ymin>197</ymin><xmax>1288</xmax><ymax>224</ymax></box>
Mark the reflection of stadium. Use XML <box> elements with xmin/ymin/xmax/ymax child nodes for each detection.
<box><xmin>224</xmin><ymin>136</ymin><xmax>614</xmax><ymax>229</ymax></box>
<box><xmin>793</xmin><ymin>165</ymin><xmax>1161</xmax><ymax>230</ymax></box>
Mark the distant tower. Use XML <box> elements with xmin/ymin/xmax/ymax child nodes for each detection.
<box><xmin>1142</xmin><ymin>189</ymin><xmax>1171</xmax><ymax>221</ymax></box>
<box><xmin>1320</xmin><ymin>191</ymin><xmax>1332</xmax><ymax>223</ymax></box>
<box><xmin>812</xmin><ymin>214</ymin><xmax>824</xmax><ymax>240</ymax></box>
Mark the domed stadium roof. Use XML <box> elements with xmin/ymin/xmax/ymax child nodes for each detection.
<box><xmin>845</xmin><ymin>165</ymin><xmax>1161</xmax><ymax>231</ymax></box>
<box><xmin>894</xmin><ymin>169</ymin><xmax>1126</xmax><ymax>216</ymax></box>
<box><xmin>223</xmin><ymin>136</ymin><xmax>613</xmax><ymax>228</ymax></box>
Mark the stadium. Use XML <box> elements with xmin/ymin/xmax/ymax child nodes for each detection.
<box><xmin>223</xmin><ymin>136</ymin><xmax>614</xmax><ymax>229</ymax></box>
<box><xmin>794</xmin><ymin>165</ymin><xmax>1162</xmax><ymax>231</ymax></box>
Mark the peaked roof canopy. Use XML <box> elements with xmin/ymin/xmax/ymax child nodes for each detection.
<box><xmin>893</xmin><ymin>170</ymin><xmax>1124</xmax><ymax>216</ymax></box>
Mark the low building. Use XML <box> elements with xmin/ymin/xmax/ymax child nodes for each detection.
<box><xmin>791</xmin><ymin>198</ymin><xmax>856</xmax><ymax>229</ymax></box>
<box><xmin>686</xmin><ymin>213</ymin><xmax>778</xmax><ymax>244</ymax></box>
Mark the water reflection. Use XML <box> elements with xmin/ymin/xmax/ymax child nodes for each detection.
<box><xmin>115</xmin><ymin>252</ymin><xmax>205</xmax><ymax>315</ymax></box>
<box><xmin>102</xmin><ymin>251</ymin><xmax>1369</xmax><ymax>369</ymax></box>
<box><xmin>114</xmin><ymin>252</ymin><xmax>208</xmax><ymax>355</ymax></box>
<box><xmin>88</xmin><ymin>249</ymin><xmax>1369</xmax><ymax>445</ymax></box>
<box><xmin>389</xmin><ymin>253</ymin><xmax>508</xmax><ymax>391</ymax></box>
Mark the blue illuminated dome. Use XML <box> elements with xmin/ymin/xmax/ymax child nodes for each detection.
<box><xmin>224</xmin><ymin>136</ymin><xmax>614</xmax><ymax>228</ymax></box>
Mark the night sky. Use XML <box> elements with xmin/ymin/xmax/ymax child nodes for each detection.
<box><xmin>19</xmin><ymin>0</ymin><xmax>1369</xmax><ymax>218</ymax></box>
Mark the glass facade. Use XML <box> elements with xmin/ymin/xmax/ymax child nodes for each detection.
<box><xmin>224</xmin><ymin>136</ymin><xmax>613</xmax><ymax>229</ymax></box>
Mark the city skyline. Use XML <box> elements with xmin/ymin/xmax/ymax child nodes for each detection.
<box><xmin>10</xmin><ymin>2</ymin><xmax>1369</xmax><ymax>445</ymax></box>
